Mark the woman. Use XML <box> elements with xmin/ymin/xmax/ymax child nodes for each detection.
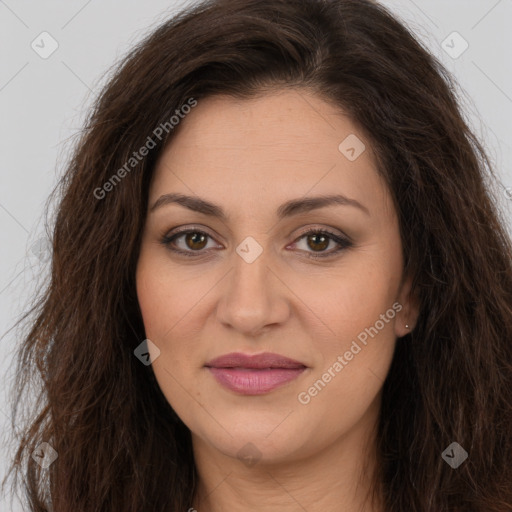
<box><xmin>4</xmin><ymin>0</ymin><xmax>512</xmax><ymax>510</ymax></box>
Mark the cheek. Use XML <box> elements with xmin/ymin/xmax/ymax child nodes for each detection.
<box><xmin>135</xmin><ymin>248</ymin><xmax>204</xmax><ymax>340</ymax></box>
<box><xmin>296</xmin><ymin>254</ymin><xmax>400</xmax><ymax>404</ymax></box>
<box><xmin>300</xmin><ymin>255</ymin><xmax>400</xmax><ymax>348</ymax></box>
<box><xmin>136</xmin><ymin>275</ymin><xmax>191</xmax><ymax>419</ymax></box>
<box><xmin>299</xmin><ymin>297</ymin><xmax>397</xmax><ymax>436</ymax></box>
<box><xmin>135</xmin><ymin>250</ymin><xmax>208</xmax><ymax>405</ymax></box>
<box><xmin>335</xmin><ymin>240</ymin><xmax>402</xmax><ymax>333</ymax></box>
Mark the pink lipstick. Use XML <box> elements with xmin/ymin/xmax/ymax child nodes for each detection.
<box><xmin>205</xmin><ymin>352</ymin><xmax>307</xmax><ymax>395</ymax></box>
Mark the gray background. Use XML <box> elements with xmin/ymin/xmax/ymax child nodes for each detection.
<box><xmin>1</xmin><ymin>1</ymin><xmax>511</xmax><ymax>509</ymax></box>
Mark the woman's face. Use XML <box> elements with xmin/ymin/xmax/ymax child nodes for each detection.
<box><xmin>136</xmin><ymin>89</ymin><xmax>417</xmax><ymax>466</ymax></box>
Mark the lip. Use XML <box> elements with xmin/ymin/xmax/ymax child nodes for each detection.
<box><xmin>205</xmin><ymin>352</ymin><xmax>307</xmax><ymax>395</ymax></box>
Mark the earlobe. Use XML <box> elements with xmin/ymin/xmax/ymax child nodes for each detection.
<box><xmin>395</xmin><ymin>275</ymin><xmax>420</xmax><ymax>338</ymax></box>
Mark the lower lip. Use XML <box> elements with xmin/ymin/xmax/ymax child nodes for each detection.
<box><xmin>207</xmin><ymin>367</ymin><xmax>306</xmax><ymax>395</ymax></box>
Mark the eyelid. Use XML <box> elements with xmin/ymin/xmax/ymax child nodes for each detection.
<box><xmin>163</xmin><ymin>223</ymin><xmax>350</xmax><ymax>242</ymax></box>
<box><xmin>292</xmin><ymin>224</ymin><xmax>351</xmax><ymax>242</ymax></box>
<box><xmin>164</xmin><ymin>224</ymin><xmax>216</xmax><ymax>239</ymax></box>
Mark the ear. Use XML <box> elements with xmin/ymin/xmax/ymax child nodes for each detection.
<box><xmin>394</xmin><ymin>274</ymin><xmax>420</xmax><ymax>338</ymax></box>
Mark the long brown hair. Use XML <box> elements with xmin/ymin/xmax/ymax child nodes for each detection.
<box><xmin>3</xmin><ymin>0</ymin><xmax>512</xmax><ymax>510</ymax></box>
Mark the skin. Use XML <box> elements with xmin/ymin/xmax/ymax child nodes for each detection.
<box><xmin>136</xmin><ymin>89</ymin><xmax>419</xmax><ymax>512</ymax></box>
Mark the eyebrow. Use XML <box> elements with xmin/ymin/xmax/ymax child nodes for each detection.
<box><xmin>149</xmin><ymin>192</ymin><xmax>370</xmax><ymax>219</ymax></box>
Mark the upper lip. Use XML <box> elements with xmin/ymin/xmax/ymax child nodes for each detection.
<box><xmin>205</xmin><ymin>352</ymin><xmax>307</xmax><ymax>369</ymax></box>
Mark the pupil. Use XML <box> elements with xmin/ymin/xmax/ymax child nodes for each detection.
<box><xmin>186</xmin><ymin>232</ymin><xmax>207</xmax><ymax>250</ymax></box>
<box><xmin>308</xmin><ymin>233</ymin><xmax>328</xmax><ymax>251</ymax></box>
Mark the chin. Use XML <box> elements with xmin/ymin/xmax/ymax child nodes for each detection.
<box><xmin>190</xmin><ymin>410</ymin><xmax>319</xmax><ymax>466</ymax></box>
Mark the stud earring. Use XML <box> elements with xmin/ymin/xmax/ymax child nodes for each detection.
<box><xmin>405</xmin><ymin>324</ymin><xmax>410</xmax><ymax>329</ymax></box>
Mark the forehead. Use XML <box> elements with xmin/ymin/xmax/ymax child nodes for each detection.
<box><xmin>157</xmin><ymin>89</ymin><xmax>368</xmax><ymax>162</ymax></box>
<box><xmin>150</xmin><ymin>89</ymin><xmax>393</xmax><ymax>219</ymax></box>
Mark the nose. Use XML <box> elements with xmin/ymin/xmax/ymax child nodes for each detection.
<box><xmin>215</xmin><ymin>246</ymin><xmax>290</xmax><ymax>337</ymax></box>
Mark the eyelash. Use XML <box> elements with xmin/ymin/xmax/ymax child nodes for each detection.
<box><xmin>160</xmin><ymin>226</ymin><xmax>353</xmax><ymax>260</ymax></box>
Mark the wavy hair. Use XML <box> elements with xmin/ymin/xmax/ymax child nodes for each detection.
<box><xmin>3</xmin><ymin>0</ymin><xmax>512</xmax><ymax>510</ymax></box>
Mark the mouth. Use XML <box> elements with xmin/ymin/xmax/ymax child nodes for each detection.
<box><xmin>205</xmin><ymin>352</ymin><xmax>307</xmax><ymax>395</ymax></box>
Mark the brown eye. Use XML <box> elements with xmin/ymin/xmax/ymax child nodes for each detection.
<box><xmin>162</xmin><ymin>227</ymin><xmax>352</xmax><ymax>260</ymax></box>
<box><xmin>306</xmin><ymin>233</ymin><xmax>330</xmax><ymax>252</ymax></box>
<box><xmin>184</xmin><ymin>232</ymin><xmax>208</xmax><ymax>250</ymax></box>
<box><xmin>292</xmin><ymin>229</ymin><xmax>353</xmax><ymax>259</ymax></box>
<box><xmin>161</xmin><ymin>229</ymin><xmax>219</xmax><ymax>257</ymax></box>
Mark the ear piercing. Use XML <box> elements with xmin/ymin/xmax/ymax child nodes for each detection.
<box><xmin>405</xmin><ymin>324</ymin><xmax>410</xmax><ymax>329</ymax></box>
